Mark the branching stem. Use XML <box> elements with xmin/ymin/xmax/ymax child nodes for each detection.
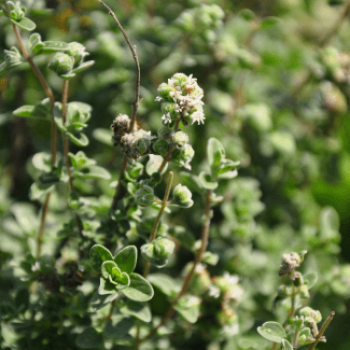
<box><xmin>143</xmin><ymin>171</ymin><xmax>174</xmax><ymax>278</ymax></box>
<box><xmin>308</xmin><ymin>311</ymin><xmax>335</xmax><ymax>350</ymax></box>
<box><xmin>139</xmin><ymin>190</ymin><xmax>212</xmax><ymax>344</ymax></box>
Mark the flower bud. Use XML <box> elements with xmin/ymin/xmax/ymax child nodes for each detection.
<box><xmin>172</xmin><ymin>144</ymin><xmax>195</xmax><ymax>169</ymax></box>
<box><xmin>172</xmin><ymin>130</ymin><xmax>189</xmax><ymax>148</ymax></box>
<box><xmin>172</xmin><ymin>73</ymin><xmax>188</xmax><ymax>88</ymax></box>
<box><xmin>121</xmin><ymin>129</ymin><xmax>154</xmax><ymax>159</ymax></box>
<box><xmin>173</xmin><ymin>184</ymin><xmax>193</xmax><ymax>208</ymax></box>
<box><xmin>279</xmin><ymin>252</ymin><xmax>301</xmax><ymax>276</ymax></box>
<box><xmin>153</xmin><ymin>139</ymin><xmax>169</xmax><ymax>157</ymax></box>
<box><xmin>67</xmin><ymin>42</ymin><xmax>88</xmax><ymax>67</ymax></box>
<box><xmin>9</xmin><ymin>1</ymin><xmax>26</xmax><ymax>21</ymax></box>
<box><xmin>299</xmin><ymin>284</ymin><xmax>310</xmax><ymax>299</ymax></box>
<box><xmin>49</xmin><ymin>53</ymin><xmax>73</xmax><ymax>77</ymax></box>
<box><xmin>141</xmin><ymin>237</ymin><xmax>175</xmax><ymax>268</ymax></box>
<box><xmin>292</xmin><ymin>271</ymin><xmax>304</xmax><ymax>286</ymax></box>
<box><xmin>111</xmin><ymin>114</ymin><xmax>131</xmax><ymax>146</ymax></box>
<box><xmin>299</xmin><ymin>307</ymin><xmax>322</xmax><ymax>323</ymax></box>
<box><xmin>135</xmin><ymin>185</ymin><xmax>154</xmax><ymax>208</ymax></box>
<box><xmin>157</xmin><ymin>83</ymin><xmax>176</xmax><ymax>102</ymax></box>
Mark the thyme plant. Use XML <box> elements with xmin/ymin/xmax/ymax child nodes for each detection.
<box><xmin>1</xmin><ymin>1</ymin><xmax>350</xmax><ymax>350</ymax></box>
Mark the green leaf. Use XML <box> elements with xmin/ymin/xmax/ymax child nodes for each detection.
<box><xmin>146</xmin><ymin>154</ymin><xmax>167</xmax><ymax>175</ymax></box>
<box><xmin>11</xmin><ymin>17</ymin><xmax>36</xmax><ymax>31</ymax></box>
<box><xmin>114</xmin><ymin>246</ymin><xmax>137</xmax><ymax>274</ymax></box>
<box><xmin>207</xmin><ymin>138</ymin><xmax>225</xmax><ymax>168</ymax></box>
<box><xmin>66</xmin><ymin>132</ymin><xmax>89</xmax><ymax>147</ymax></box>
<box><xmin>29</xmin><ymin>182</ymin><xmax>55</xmax><ymax>200</ymax></box>
<box><xmin>257</xmin><ymin>322</ymin><xmax>286</xmax><ymax>343</ymax></box>
<box><xmin>72</xmin><ymin>60</ymin><xmax>95</xmax><ymax>74</ymax></box>
<box><xmin>304</xmin><ymin>271</ymin><xmax>318</xmax><ymax>289</ymax></box>
<box><xmin>104</xmin><ymin>316</ymin><xmax>133</xmax><ymax>340</ymax></box>
<box><xmin>198</xmin><ymin>172</ymin><xmax>218</xmax><ymax>190</ymax></box>
<box><xmin>90</xmin><ymin>244</ymin><xmax>113</xmax><ymax>271</ymax></box>
<box><xmin>32</xmin><ymin>152</ymin><xmax>52</xmax><ymax>172</ymax></box>
<box><xmin>281</xmin><ymin>339</ymin><xmax>293</xmax><ymax>350</ymax></box>
<box><xmin>260</xmin><ymin>17</ymin><xmax>280</xmax><ymax>30</ymax></box>
<box><xmin>13</xmin><ymin>105</ymin><xmax>35</xmax><ymax>118</ymax></box>
<box><xmin>201</xmin><ymin>251</ymin><xmax>219</xmax><ymax>265</ymax></box>
<box><xmin>37</xmin><ymin>41</ymin><xmax>69</xmax><ymax>55</ymax></box>
<box><xmin>13</xmin><ymin>98</ymin><xmax>51</xmax><ymax>119</ymax></box>
<box><xmin>320</xmin><ymin>206</ymin><xmax>340</xmax><ymax>241</ymax></box>
<box><xmin>75</xmin><ymin>327</ymin><xmax>103</xmax><ymax>349</ymax></box>
<box><xmin>148</xmin><ymin>273</ymin><xmax>181</xmax><ymax>297</ymax></box>
<box><xmin>122</xmin><ymin>273</ymin><xmax>154</xmax><ymax>302</ymax></box>
<box><xmin>173</xmin><ymin>295</ymin><xmax>201</xmax><ymax>323</ymax></box>
<box><xmin>238</xmin><ymin>8</ymin><xmax>256</xmax><ymax>21</ymax></box>
<box><xmin>98</xmin><ymin>277</ymin><xmax>118</xmax><ymax>295</ymax></box>
<box><xmin>93</xmin><ymin>128</ymin><xmax>113</xmax><ymax>146</ymax></box>
<box><xmin>74</xmin><ymin>165</ymin><xmax>111</xmax><ymax>180</ymax></box>
<box><xmin>120</xmin><ymin>300</ymin><xmax>152</xmax><ymax>323</ymax></box>
<box><xmin>90</xmin><ymin>292</ymin><xmax>118</xmax><ymax>310</ymax></box>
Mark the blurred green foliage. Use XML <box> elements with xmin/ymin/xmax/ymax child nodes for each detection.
<box><xmin>1</xmin><ymin>0</ymin><xmax>350</xmax><ymax>349</ymax></box>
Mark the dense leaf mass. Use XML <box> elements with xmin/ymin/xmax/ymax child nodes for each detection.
<box><xmin>1</xmin><ymin>0</ymin><xmax>350</xmax><ymax>350</ymax></box>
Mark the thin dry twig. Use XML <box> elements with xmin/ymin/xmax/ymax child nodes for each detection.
<box><xmin>98</xmin><ymin>0</ymin><xmax>141</xmax><ymax>211</ymax></box>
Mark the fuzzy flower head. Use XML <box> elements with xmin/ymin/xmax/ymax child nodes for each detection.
<box><xmin>120</xmin><ymin>129</ymin><xmax>154</xmax><ymax>159</ymax></box>
<box><xmin>156</xmin><ymin>73</ymin><xmax>205</xmax><ymax>126</ymax></box>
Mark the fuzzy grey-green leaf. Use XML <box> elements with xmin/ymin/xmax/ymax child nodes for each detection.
<box><xmin>121</xmin><ymin>273</ymin><xmax>154</xmax><ymax>302</ymax></box>
<box><xmin>114</xmin><ymin>246</ymin><xmax>137</xmax><ymax>274</ymax></box>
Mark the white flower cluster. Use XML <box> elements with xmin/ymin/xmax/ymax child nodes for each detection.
<box><xmin>156</xmin><ymin>73</ymin><xmax>205</xmax><ymax>126</ymax></box>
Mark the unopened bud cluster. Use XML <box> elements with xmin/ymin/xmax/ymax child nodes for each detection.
<box><xmin>279</xmin><ymin>251</ymin><xmax>302</xmax><ymax>276</ymax></box>
<box><xmin>111</xmin><ymin>114</ymin><xmax>154</xmax><ymax>159</ymax></box>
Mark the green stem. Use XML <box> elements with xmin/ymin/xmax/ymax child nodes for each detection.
<box><xmin>308</xmin><ymin>311</ymin><xmax>335</xmax><ymax>350</ymax></box>
<box><xmin>139</xmin><ymin>190</ymin><xmax>212</xmax><ymax>344</ymax></box>
<box><xmin>61</xmin><ymin>80</ymin><xmax>84</xmax><ymax>237</ymax></box>
<box><xmin>293</xmin><ymin>322</ymin><xmax>302</xmax><ymax>349</ymax></box>
<box><xmin>143</xmin><ymin>171</ymin><xmax>174</xmax><ymax>278</ymax></box>
<box><xmin>158</xmin><ymin>119</ymin><xmax>180</xmax><ymax>173</ymax></box>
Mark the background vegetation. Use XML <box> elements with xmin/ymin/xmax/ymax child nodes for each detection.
<box><xmin>1</xmin><ymin>0</ymin><xmax>350</xmax><ymax>349</ymax></box>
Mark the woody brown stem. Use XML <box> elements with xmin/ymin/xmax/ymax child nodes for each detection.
<box><xmin>3</xmin><ymin>3</ymin><xmax>58</xmax><ymax>258</ymax></box>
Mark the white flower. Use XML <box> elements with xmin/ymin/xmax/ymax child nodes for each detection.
<box><xmin>190</xmin><ymin>109</ymin><xmax>205</xmax><ymax>125</ymax></box>
<box><xmin>161</xmin><ymin>113</ymin><xmax>172</xmax><ymax>124</ymax></box>
<box><xmin>208</xmin><ymin>285</ymin><xmax>220</xmax><ymax>298</ymax></box>
<box><xmin>223</xmin><ymin>272</ymin><xmax>239</xmax><ymax>285</ymax></box>
<box><xmin>155</xmin><ymin>96</ymin><xmax>163</xmax><ymax>102</ymax></box>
